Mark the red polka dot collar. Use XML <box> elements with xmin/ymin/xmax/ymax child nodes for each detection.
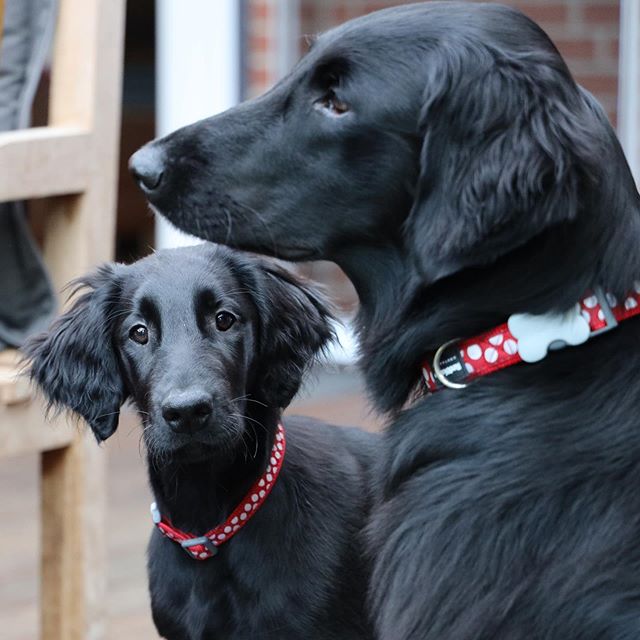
<box><xmin>422</xmin><ymin>286</ymin><xmax>640</xmax><ymax>392</ymax></box>
<box><xmin>150</xmin><ymin>423</ymin><xmax>286</xmax><ymax>560</ymax></box>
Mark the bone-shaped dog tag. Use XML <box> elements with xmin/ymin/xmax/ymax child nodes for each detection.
<box><xmin>507</xmin><ymin>304</ymin><xmax>590</xmax><ymax>363</ymax></box>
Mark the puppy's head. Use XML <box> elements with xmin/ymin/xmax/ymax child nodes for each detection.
<box><xmin>26</xmin><ymin>245</ymin><xmax>333</xmax><ymax>461</ymax></box>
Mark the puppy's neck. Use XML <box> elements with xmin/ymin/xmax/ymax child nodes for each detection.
<box><xmin>146</xmin><ymin>405</ymin><xmax>280</xmax><ymax>534</ymax></box>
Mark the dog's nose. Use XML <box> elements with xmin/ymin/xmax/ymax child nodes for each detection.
<box><xmin>162</xmin><ymin>390</ymin><xmax>213</xmax><ymax>434</ymax></box>
<box><xmin>129</xmin><ymin>144</ymin><xmax>164</xmax><ymax>193</ymax></box>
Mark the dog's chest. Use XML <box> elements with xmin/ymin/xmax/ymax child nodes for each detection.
<box><xmin>148</xmin><ymin>544</ymin><xmax>270</xmax><ymax>639</ymax></box>
<box><xmin>147</xmin><ymin>533</ymin><xmax>332</xmax><ymax>640</ymax></box>
<box><xmin>150</xmin><ymin>566</ymin><xmax>231</xmax><ymax>639</ymax></box>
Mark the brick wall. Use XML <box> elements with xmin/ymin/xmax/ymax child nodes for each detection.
<box><xmin>244</xmin><ymin>0</ymin><xmax>622</xmax><ymax>311</ymax></box>
<box><xmin>245</xmin><ymin>0</ymin><xmax>281</xmax><ymax>98</ymax></box>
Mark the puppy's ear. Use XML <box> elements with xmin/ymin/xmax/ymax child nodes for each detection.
<box><xmin>253</xmin><ymin>263</ymin><xmax>335</xmax><ymax>408</ymax></box>
<box><xmin>406</xmin><ymin>41</ymin><xmax>604</xmax><ymax>281</ymax></box>
<box><xmin>25</xmin><ymin>264</ymin><xmax>126</xmax><ymax>442</ymax></box>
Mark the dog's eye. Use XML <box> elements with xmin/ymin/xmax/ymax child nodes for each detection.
<box><xmin>215</xmin><ymin>311</ymin><xmax>236</xmax><ymax>331</ymax></box>
<box><xmin>315</xmin><ymin>90</ymin><xmax>349</xmax><ymax>116</ymax></box>
<box><xmin>129</xmin><ymin>324</ymin><xmax>149</xmax><ymax>345</ymax></box>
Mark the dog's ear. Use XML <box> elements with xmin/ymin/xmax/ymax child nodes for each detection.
<box><xmin>405</xmin><ymin>41</ymin><xmax>605</xmax><ymax>281</ymax></box>
<box><xmin>253</xmin><ymin>263</ymin><xmax>335</xmax><ymax>408</ymax></box>
<box><xmin>25</xmin><ymin>264</ymin><xmax>126</xmax><ymax>442</ymax></box>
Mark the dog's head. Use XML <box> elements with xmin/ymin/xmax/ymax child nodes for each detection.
<box><xmin>129</xmin><ymin>3</ymin><xmax>639</xmax><ymax>288</ymax></box>
<box><xmin>26</xmin><ymin>245</ymin><xmax>333</xmax><ymax>461</ymax></box>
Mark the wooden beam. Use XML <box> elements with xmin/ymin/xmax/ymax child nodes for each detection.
<box><xmin>41</xmin><ymin>445</ymin><xmax>82</xmax><ymax>640</ymax></box>
<box><xmin>0</xmin><ymin>401</ymin><xmax>75</xmax><ymax>459</ymax></box>
<box><xmin>41</xmin><ymin>435</ymin><xmax>105</xmax><ymax>640</ymax></box>
<box><xmin>0</xmin><ymin>127</ymin><xmax>90</xmax><ymax>202</ymax></box>
<box><xmin>38</xmin><ymin>0</ymin><xmax>126</xmax><ymax>639</ymax></box>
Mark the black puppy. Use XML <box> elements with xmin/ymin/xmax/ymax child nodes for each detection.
<box><xmin>130</xmin><ymin>3</ymin><xmax>640</xmax><ymax>639</ymax></box>
<box><xmin>27</xmin><ymin>244</ymin><xmax>377</xmax><ymax>640</ymax></box>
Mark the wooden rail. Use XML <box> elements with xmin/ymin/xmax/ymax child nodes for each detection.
<box><xmin>0</xmin><ymin>128</ymin><xmax>91</xmax><ymax>202</ymax></box>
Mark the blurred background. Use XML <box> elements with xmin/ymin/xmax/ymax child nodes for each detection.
<box><xmin>2</xmin><ymin>1</ymin><xmax>639</xmax><ymax>638</ymax></box>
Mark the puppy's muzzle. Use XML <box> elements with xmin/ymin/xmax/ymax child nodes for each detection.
<box><xmin>161</xmin><ymin>389</ymin><xmax>214</xmax><ymax>435</ymax></box>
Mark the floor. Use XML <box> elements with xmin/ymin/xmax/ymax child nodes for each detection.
<box><xmin>0</xmin><ymin>367</ymin><xmax>382</xmax><ymax>639</ymax></box>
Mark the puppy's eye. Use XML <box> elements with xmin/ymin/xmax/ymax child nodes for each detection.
<box><xmin>129</xmin><ymin>324</ymin><xmax>149</xmax><ymax>345</ymax></box>
<box><xmin>315</xmin><ymin>90</ymin><xmax>349</xmax><ymax>116</ymax></box>
<box><xmin>215</xmin><ymin>311</ymin><xmax>236</xmax><ymax>331</ymax></box>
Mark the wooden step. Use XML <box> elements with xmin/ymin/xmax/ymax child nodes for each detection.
<box><xmin>0</xmin><ymin>350</ymin><xmax>74</xmax><ymax>458</ymax></box>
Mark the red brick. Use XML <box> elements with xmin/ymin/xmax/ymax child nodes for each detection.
<box><xmin>249</xmin><ymin>35</ymin><xmax>270</xmax><ymax>54</ymax></box>
<box><xmin>554</xmin><ymin>38</ymin><xmax>595</xmax><ymax>59</ymax></box>
<box><xmin>249</xmin><ymin>0</ymin><xmax>269</xmax><ymax>22</ymax></box>
<box><xmin>300</xmin><ymin>3</ymin><xmax>316</xmax><ymax>23</ymax></box>
<box><xmin>364</xmin><ymin>2</ymin><xmax>404</xmax><ymax>15</ymax></box>
<box><xmin>609</xmin><ymin>38</ymin><xmax>620</xmax><ymax>59</ymax></box>
<box><xmin>331</xmin><ymin>6</ymin><xmax>350</xmax><ymax>24</ymax></box>
<box><xmin>583</xmin><ymin>3</ymin><xmax>619</xmax><ymax>24</ymax></box>
<box><xmin>575</xmin><ymin>74</ymin><xmax>618</xmax><ymax>94</ymax></box>
<box><xmin>248</xmin><ymin>67</ymin><xmax>271</xmax><ymax>90</ymax></box>
<box><xmin>514</xmin><ymin>3</ymin><xmax>568</xmax><ymax>24</ymax></box>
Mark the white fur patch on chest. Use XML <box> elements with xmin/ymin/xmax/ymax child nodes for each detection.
<box><xmin>507</xmin><ymin>304</ymin><xmax>591</xmax><ymax>363</ymax></box>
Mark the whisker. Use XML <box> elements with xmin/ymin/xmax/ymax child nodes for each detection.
<box><xmin>93</xmin><ymin>410</ymin><xmax>121</xmax><ymax>420</ymax></box>
<box><xmin>229</xmin><ymin>412</ymin><xmax>267</xmax><ymax>433</ymax></box>
<box><xmin>243</xmin><ymin>398</ymin><xmax>269</xmax><ymax>408</ymax></box>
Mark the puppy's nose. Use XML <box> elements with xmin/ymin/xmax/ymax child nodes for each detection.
<box><xmin>161</xmin><ymin>390</ymin><xmax>213</xmax><ymax>435</ymax></box>
<box><xmin>129</xmin><ymin>144</ymin><xmax>164</xmax><ymax>193</ymax></box>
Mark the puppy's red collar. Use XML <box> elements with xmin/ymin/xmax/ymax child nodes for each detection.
<box><xmin>422</xmin><ymin>287</ymin><xmax>640</xmax><ymax>392</ymax></box>
<box><xmin>150</xmin><ymin>423</ymin><xmax>286</xmax><ymax>560</ymax></box>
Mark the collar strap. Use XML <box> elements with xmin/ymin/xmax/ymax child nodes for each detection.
<box><xmin>150</xmin><ymin>423</ymin><xmax>286</xmax><ymax>560</ymax></box>
<box><xmin>422</xmin><ymin>286</ymin><xmax>640</xmax><ymax>392</ymax></box>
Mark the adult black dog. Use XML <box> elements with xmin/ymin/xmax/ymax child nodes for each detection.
<box><xmin>27</xmin><ymin>245</ymin><xmax>377</xmax><ymax>640</ymax></box>
<box><xmin>130</xmin><ymin>3</ymin><xmax>640</xmax><ymax>638</ymax></box>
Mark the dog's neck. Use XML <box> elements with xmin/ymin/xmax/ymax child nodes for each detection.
<box><xmin>336</xmin><ymin>241</ymin><xmax>419</xmax><ymax>327</ymax></box>
<box><xmin>146</xmin><ymin>404</ymin><xmax>280</xmax><ymax>534</ymax></box>
<box><xmin>339</xmin><ymin>211</ymin><xmax>640</xmax><ymax>413</ymax></box>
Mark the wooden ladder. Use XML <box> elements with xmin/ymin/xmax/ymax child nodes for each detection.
<box><xmin>0</xmin><ymin>0</ymin><xmax>125</xmax><ymax>638</ymax></box>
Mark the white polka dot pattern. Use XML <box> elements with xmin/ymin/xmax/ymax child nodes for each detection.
<box><xmin>422</xmin><ymin>288</ymin><xmax>640</xmax><ymax>393</ymax></box>
<box><xmin>484</xmin><ymin>347</ymin><xmax>498</xmax><ymax>363</ymax></box>
<box><xmin>466</xmin><ymin>344</ymin><xmax>482</xmax><ymax>360</ymax></box>
<box><xmin>152</xmin><ymin>423</ymin><xmax>286</xmax><ymax>560</ymax></box>
<box><xmin>503</xmin><ymin>339</ymin><xmax>517</xmax><ymax>355</ymax></box>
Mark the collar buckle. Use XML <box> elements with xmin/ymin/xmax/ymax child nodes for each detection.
<box><xmin>180</xmin><ymin>536</ymin><xmax>218</xmax><ymax>557</ymax></box>
<box><xmin>432</xmin><ymin>338</ymin><xmax>468</xmax><ymax>390</ymax></box>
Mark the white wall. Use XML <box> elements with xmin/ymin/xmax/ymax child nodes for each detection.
<box><xmin>155</xmin><ymin>0</ymin><xmax>241</xmax><ymax>249</ymax></box>
<box><xmin>618</xmin><ymin>0</ymin><xmax>640</xmax><ymax>187</ymax></box>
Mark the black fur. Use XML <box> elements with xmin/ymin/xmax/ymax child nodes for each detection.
<box><xmin>131</xmin><ymin>3</ymin><xmax>640</xmax><ymax>638</ymax></box>
<box><xmin>25</xmin><ymin>264</ymin><xmax>127</xmax><ymax>441</ymax></box>
<box><xmin>27</xmin><ymin>244</ymin><xmax>377</xmax><ymax>639</ymax></box>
